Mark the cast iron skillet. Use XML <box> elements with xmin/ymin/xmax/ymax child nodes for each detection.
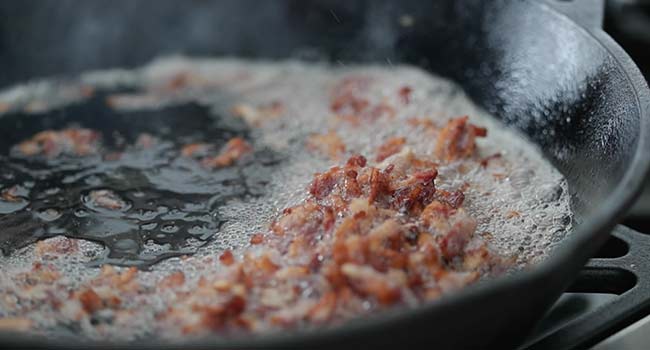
<box><xmin>0</xmin><ymin>0</ymin><xmax>649</xmax><ymax>348</ymax></box>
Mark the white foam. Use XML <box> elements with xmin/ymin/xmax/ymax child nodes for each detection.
<box><xmin>0</xmin><ymin>57</ymin><xmax>572</xmax><ymax>339</ymax></box>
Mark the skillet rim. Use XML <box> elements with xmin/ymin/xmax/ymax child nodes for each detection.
<box><xmin>1</xmin><ymin>0</ymin><xmax>649</xmax><ymax>348</ymax></box>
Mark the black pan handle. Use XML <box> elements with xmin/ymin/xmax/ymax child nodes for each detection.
<box><xmin>524</xmin><ymin>225</ymin><xmax>650</xmax><ymax>349</ymax></box>
<box><xmin>545</xmin><ymin>0</ymin><xmax>605</xmax><ymax>29</ymax></box>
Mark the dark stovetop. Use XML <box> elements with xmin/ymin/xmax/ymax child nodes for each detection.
<box><xmin>521</xmin><ymin>225</ymin><xmax>650</xmax><ymax>349</ymax></box>
<box><xmin>521</xmin><ymin>3</ymin><xmax>650</xmax><ymax>349</ymax></box>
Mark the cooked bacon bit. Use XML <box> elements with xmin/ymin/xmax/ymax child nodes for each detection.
<box><xmin>15</xmin><ymin>128</ymin><xmax>101</xmax><ymax>158</ymax></box>
<box><xmin>79</xmin><ymin>85</ymin><xmax>95</xmax><ymax>98</ymax></box>
<box><xmin>275</xmin><ymin>266</ymin><xmax>309</xmax><ymax>279</ymax></box>
<box><xmin>106</xmin><ymin>93</ymin><xmax>161</xmax><ymax>110</ymax></box>
<box><xmin>200</xmin><ymin>295</ymin><xmax>247</xmax><ymax>330</ymax></box>
<box><xmin>87</xmin><ymin>189</ymin><xmax>128</xmax><ymax>210</ymax></box>
<box><xmin>258</xmin><ymin>101</ymin><xmax>285</xmax><ymax>118</ymax></box>
<box><xmin>463</xmin><ymin>244</ymin><xmax>492</xmax><ymax>270</ymax></box>
<box><xmin>78</xmin><ymin>289</ymin><xmax>103</xmax><ymax>314</ymax></box>
<box><xmin>159</xmin><ymin>272</ymin><xmax>186</xmax><ymax>289</ymax></box>
<box><xmin>479</xmin><ymin>232</ymin><xmax>494</xmax><ymax>240</ymax></box>
<box><xmin>309</xmin><ymin>170</ymin><xmax>338</xmax><ymax>200</ymax></box>
<box><xmin>181</xmin><ymin>143</ymin><xmax>211</xmax><ymax>158</ymax></box>
<box><xmin>392</xmin><ymin>169</ymin><xmax>438</xmax><ymax>213</ymax></box>
<box><xmin>398</xmin><ymin>86</ymin><xmax>413</xmax><ymax>104</ymax></box>
<box><xmin>330</xmin><ymin>76</ymin><xmax>371</xmax><ymax>115</ymax></box>
<box><xmin>1</xmin><ymin>186</ymin><xmax>22</xmax><ymax>202</ymax></box>
<box><xmin>334</xmin><ymin>113</ymin><xmax>362</xmax><ymax>126</ymax></box>
<box><xmin>250</xmin><ymin>234</ymin><xmax>264</xmax><ymax>245</ymax></box>
<box><xmin>367</xmin><ymin>168</ymin><xmax>393</xmax><ymax>204</ymax></box>
<box><xmin>103</xmin><ymin>152</ymin><xmax>122</xmax><ymax>161</ymax></box>
<box><xmin>254</xmin><ymin>255</ymin><xmax>279</xmax><ymax>273</ymax></box>
<box><xmin>0</xmin><ymin>318</ymin><xmax>32</xmax><ymax>331</ymax></box>
<box><xmin>505</xmin><ymin>211</ymin><xmax>520</xmax><ymax>219</ymax></box>
<box><xmin>166</xmin><ymin>71</ymin><xmax>192</xmax><ymax>91</ymax></box>
<box><xmin>92</xmin><ymin>266</ymin><xmax>138</xmax><ymax>292</ymax></box>
<box><xmin>369</xmin><ymin>103</ymin><xmax>396</xmax><ymax>119</ymax></box>
<box><xmin>17</xmin><ymin>140</ymin><xmax>40</xmax><ymax>156</ymax></box>
<box><xmin>333</xmin><ymin>75</ymin><xmax>372</xmax><ymax>95</ymax></box>
<box><xmin>212</xmin><ymin>280</ymin><xmax>232</xmax><ymax>292</ymax></box>
<box><xmin>330</xmin><ymin>76</ymin><xmax>397</xmax><ymax>123</ymax></box>
<box><xmin>118</xmin><ymin>267</ymin><xmax>138</xmax><ymax>285</ymax></box>
<box><xmin>435</xmin><ymin>116</ymin><xmax>487</xmax><ymax>161</ymax></box>
<box><xmin>480</xmin><ymin>153</ymin><xmax>502</xmax><ymax>167</ymax></box>
<box><xmin>421</xmin><ymin>201</ymin><xmax>454</xmax><ymax>227</ymax></box>
<box><xmin>341</xmin><ymin>264</ymin><xmax>402</xmax><ymax>305</ymax></box>
<box><xmin>437</xmin><ymin>212</ymin><xmax>477</xmax><ymax>260</ymax></box>
<box><xmin>306</xmin><ymin>131</ymin><xmax>346</xmax><ymax>160</ymax></box>
<box><xmin>407</xmin><ymin>117</ymin><xmax>438</xmax><ymax>131</ymax></box>
<box><xmin>231</xmin><ymin>101</ymin><xmax>285</xmax><ymax>127</ymax></box>
<box><xmin>272</xmin><ymin>202</ymin><xmax>323</xmax><ymax>236</ymax></box>
<box><xmin>30</xmin><ymin>263</ymin><xmax>61</xmax><ymax>283</ymax></box>
<box><xmin>435</xmin><ymin>189</ymin><xmax>465</xmax><ymax>209</ymax></box>
<box><xmin>308</xmin><ymin>292</ymin><xmax>337</xmax><ymax>323</ymax></box>
<box><xmin>201</xmin><ymin>137</ymin><xmax>253</xmax><ymax>168</ymax></box>
<box><xmin>35</xmin><ymin>237</ymin><xmax>79</xmax><ymax>257</ymax></box>
<box><xmin>219</xmin><ymin>250</ymin><xmax>235</xmax><ymax>266</ymax></box>
<box><xmin>0</xmin><ymin>102</ymin><xmax>10</xmax><ymax>113</ymax></box>
<box><xmin>346</xmin><ymin>154</ymin><xmax>367</xmax><ymax>168</ymax></box>
<box><xmin>376</xmin><ymin>137</ymin><xmax>406</xmax><ymax>162</ymax></box>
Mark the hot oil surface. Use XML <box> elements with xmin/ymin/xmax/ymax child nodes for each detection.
<box><xmin>0</xmin><ymin>92</ymin><xmax>280</xmax><ymax>268</ymax></box>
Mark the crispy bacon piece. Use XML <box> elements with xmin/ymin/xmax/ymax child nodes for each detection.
<box><xmin>398</xmin><ymin>86</ymin><xmax>413</xmax><ymax>104</ymax></box>
<box><xmin>340</xmin><ymin>264</ymin><xmax>402</xmax><ymax>305</ymax></box>
<box><xmin>0</xmin><ymin>185</ymin><xmax>22</xmax><ymax>202</ymax></box>
<box><xmin>201</xmin><ymin>137</ymin><xmax>252</xmax><ymax>168</ymax></box>
<box><xmin>435</xmin><ymin>116</ymin><xmax>487</xmax><ymax>161</ymax></box>
<box><xmin>434</xmin><ymin>189</ymin><xmax>465</xmax><ymax>209</ymax></box>
<box><xmin>159</xmin><ymin>271</ymin><xmax>186</xmax><ymax>289</ymax></box>
<box><xmin>86</xmin><ymin>189</ymin><xmax>128</xmax><ymax>210</ymax></box>
<box><xmin>250</xmin><ymin>234</ymin><xmax>264</xmax><ymax>245</ymax></box>
<box><xmin>330</xmin><ymin>76</ymin><xmax>371</xmax><ymax>115</ymax></box>
<box><xmin>376</xmin><ymin>137</ymin><xmax>406</xmax><ymax>162</ymax></box>
<box><xmin>407</xmin><ymin>117</ymin><xmax>438</xmax><ymax>132</ymax></box>
<box><xmin>367</xmin><ymin>167</ymin><xmax>393</xmax><ymax>204</ymax></box>
<box><xmin>307</xmin><ymin>292</ymin><xmax>337</xmax><ymax>323</ymax></box>
<box><xmin>392</xmin><ymin>169</ymin><xmax>438</xmax><ymax>213</ymax></box>
<box><xmin>181</xmin><ymin>143</ymin><xmax>211</xmax><ymax>158</ymax></box>
<box><xmin>368</xmin><ymin>103</ymin><xmax>396</xmax><ymax>120</ymax></box>
<box><xmin>78</xmin><ymin>289</ymin><xmax>103</xmax><ymax>314</ymax></box>
<box><xmin>480</xmin><ymin>153</ymin><xmax>502</xmax><ymax>168</ymax></box>
<box><xmin>35</xmin><ymin>237</ymin><xmax>79</xmax><ymax>257</ymax></box>
<box><xmin>420</xmin><ymin>200</ymin><xmax>477</xmax><ymax>260</ymax></box>
<box><xmin>330</xmin><ymin>76</ymin><xmax>398</xmax><ymax>124</ymax></box>
<box><xmin>200</xmin><ymin>295</ymin><xmax>247</xmax><ymax>331</ymax></box>
<box><xmin>231</xmin><ymin>101</ymin><xmax>285</xmax><ymax>127</ymax></box>
<box><xmin>219</xmin><ymin>250</ymin><xmax>235</xmax><ymax>266</ymax></box>
<box><xmin>0</xmin><ymin>102</ymin><xmax>10</xmax><ymax>113</ymax></box>
<box><xmin>330</xmin><ymin>94</ymin><xmax>369</xmax><ymax>115</ymax></box>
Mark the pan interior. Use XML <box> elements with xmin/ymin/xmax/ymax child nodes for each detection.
<box><xmin>0</xmin><ymin>0</ymin><xmax>639</xmax><ymax>221</ymax></box>
<box><xmin>0</xmin><ymin>90</ymin><xmax>290</xmax><ymax>267</ymax></box>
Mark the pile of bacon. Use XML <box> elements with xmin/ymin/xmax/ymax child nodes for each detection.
<box><xmin>162</xmin><ymin>117</ymin><xmax>504</xmax><ymax>335</ymax></box>
<box><xmin>1</xmin><ymin>83</ymin><xmax>509</xmax><ymax>337</ymax></box>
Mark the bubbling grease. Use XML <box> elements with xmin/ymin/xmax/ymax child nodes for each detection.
<box><xmin>0</xmin><ymin>57</ymin><xmax>572</xmax><ymax>339</ymax></box>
